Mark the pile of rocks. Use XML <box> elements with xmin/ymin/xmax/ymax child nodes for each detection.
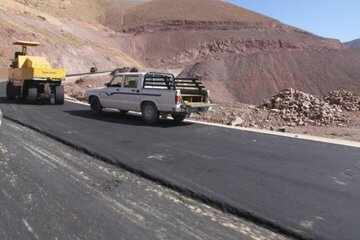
<box><xmin>261</xmin><ymin>88</ymin><xmax>346</xmax><ymax>126</ymax></box>
<box><xmin>324</xmin><ymin>90</ymin><xmax>360</xmax><ymax>112</ymax></box>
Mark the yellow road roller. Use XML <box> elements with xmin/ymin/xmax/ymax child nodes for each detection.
<box><xmin>6</xmin><ymin>41</ymin><xmax>66</xmax><ymax>104</ymax></box>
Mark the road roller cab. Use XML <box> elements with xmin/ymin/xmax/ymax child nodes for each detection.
<box><xmin>6</xmin><ymin>41</ymin><xmax>66</xmax><ymax>104</ymax></box>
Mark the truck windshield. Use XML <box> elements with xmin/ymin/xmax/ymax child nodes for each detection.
<box><xmin>109</xmin><ymin>76</ymin><xmax>124</xmax><ymax>87</ymax></box>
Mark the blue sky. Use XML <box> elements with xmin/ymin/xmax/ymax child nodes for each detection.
<box><xmin>226</xmin><ymin>0</ymin><xmax>359</xmax><ymax>42</ymax></box>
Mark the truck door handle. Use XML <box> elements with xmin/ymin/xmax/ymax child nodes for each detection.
<box><xmin>131</xmin><ymin>89</ymin><xmax>135</xmax><ymax>92</ymax></box>
<box><xmin>116</xmin><ymin>89</ymin><xmax>119</xmax><ymax>91</ymax></box>
<box><xmin>136</xmin><ymin>90</ymin><xmax>140</xmax><ymax>93</ymax></box>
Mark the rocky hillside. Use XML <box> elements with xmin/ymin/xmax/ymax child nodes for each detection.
<box><xmin>0</xmin><ymin>0</ymin><xmax>342</xmax><ymax>70</ymax></box>
<box><xmin>103</xmin><ymin>0</ymin><xmax>343</xmax><ymax>68</ymax></box>
<box><xmin>0</xmin><ymin>0</ymin><xmax>142</xmax><ymax>73</ymax></box>
<box><xmin>344</xmin><ymin>39</ymin><xmax>360</xmax><ymax>49</ymax></box>
<box><xmin>1</xmin><ymin>0</ymin><xmax>359</xmax><ymax>104</ymax></box>
<box><xmin>181</xmin><ymin>49</ymin><xmax>360</xmax><ymax>104</ymax></box>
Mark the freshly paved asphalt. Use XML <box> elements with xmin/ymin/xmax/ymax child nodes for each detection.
<box><xmin>1</xmin><ymin>82</ymin><xmax>360</xmax><ymax>240</ymax></box>
<box><xmin>1</xmin><ymin>119</ymin><xmax>281</xmax><ymax>240</ymax></box>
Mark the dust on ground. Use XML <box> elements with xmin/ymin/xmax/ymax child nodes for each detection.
<box><xmin>192</xmin><ymin>102</ymin><xmax>360</xmax><ymax>142</ymax></box>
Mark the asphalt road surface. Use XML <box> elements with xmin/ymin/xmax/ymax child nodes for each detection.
<box><xmin>0</xmin><ymin>119</ymin><xmax>285</xmax><ymax>240</ymax></box>
<box><xmin>1</xmin><ymin>82</ymin><xmax>360</xmax><ymax>240</ymax></box>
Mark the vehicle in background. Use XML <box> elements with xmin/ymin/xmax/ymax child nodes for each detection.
<box><xmin>90</xmin><ymin>67</ymin><xmax>98</xmax><ymax>73</ymax></box>
<box><xmin>84</xmin><ymin>72</ymin><xmax>213</xmax><ymax>123</ymax></box>
<box><xmin>6</xmin><ymin>41</ymin><xmax>66</xmax><ymax>104</ymax></box>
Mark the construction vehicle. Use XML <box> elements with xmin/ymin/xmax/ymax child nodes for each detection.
<box><xmin>6</xmin><ymin>41</ymin><xmax>66</xmax><ymax>104</ymax></box>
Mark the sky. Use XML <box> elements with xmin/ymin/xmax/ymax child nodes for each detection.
<box><xmin>226</xmin><ymin>0</ymin><xmax>359</xmax><ymax>42</ymax></box>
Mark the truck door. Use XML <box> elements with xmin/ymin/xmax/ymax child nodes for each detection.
<box><xmin>103</xmin><ymin>75</ymin><xmax>124</xmax><ymax>108</ymax></box>
<box><xmin>119</xmin><ymin>75</ymin><xmax>141</xmax><ymax>111</ymax></box>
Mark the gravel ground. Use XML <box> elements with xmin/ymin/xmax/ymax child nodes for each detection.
<box><xmin>190</xmin><ymin>102</ymin><xmax>360</xmax><ymax>142</ymax></box>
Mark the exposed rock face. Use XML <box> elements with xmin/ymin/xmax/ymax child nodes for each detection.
<box><xmin>6</xmin><ymin>0</ymin><xmax>343</xmax><ymax>68</ymax></box>
<box><xmin>117</xmin><ymin>0</ymin><xmax>278</xmax><ymax>31</ymax></box>
<box><xmin>120</xmin><ymin>20</ymin><xmax>343</xmax><ymax>68</ymax></box>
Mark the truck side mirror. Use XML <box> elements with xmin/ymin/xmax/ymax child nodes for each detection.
<box><xmin>105</xmin><ymin>83</ymin><xmax>110</xmax><ymax>87</ymax></box>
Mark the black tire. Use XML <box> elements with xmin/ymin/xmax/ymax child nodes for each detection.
<box><xmin>141</xmin><ymin>102</ymin><xmax>159</xmax><ymax>124</ymax></box>
<box><xmin>171</xmin><ymin>113</ymin><xmax>187</xmax><ymax>122</ymax></box>
<box><xmin>22</xmin><ymin>82</ymin><xmax>29</xmax><ymax>100</ymax></box>
<box><xmin>119</xmin><ymin>110</ymin><xmax>129</xmax><ymax>114</ymax></box>
<box><xmin>90</xmin><ymin>97</ymin><xmax>102</xmax><ymax>115</ymax></box>
<box><xmin>27</xmin><ymin>88</ymin><xmax>38</xmax><ymax>104</ymax></box>
<box><xmin>6</xmin><ymin>81</ymin><xmax>15</xmax><ymax>100</ymax></box>
<box><xmin>55</xmin><ymin>85</ymin><xmax>65</xmax><ymax>105</ymax></box>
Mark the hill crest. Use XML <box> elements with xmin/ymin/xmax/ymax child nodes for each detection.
<box><xmin>344</xmin><ymin>39</ymin><xmax>360</xmax><ymax>49</ymax></box>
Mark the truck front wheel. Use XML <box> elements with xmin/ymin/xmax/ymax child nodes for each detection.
<box><xmin>6</xmin><ymin>81</ymin><xmax>15</xmax><ymax>100</ymax></box>
<box><xmin>27</xmin><ymin>88</ymin><xmax>38</xmax><ymax>104</ymax></box>
<box><xmin>90</xmin><ymin>97</ymin><xmax>102</xmax><ymax>115</ymax></box>
<box><xmin>171</xmin><ymin>113</ymin><xmax>187</xmax><ymax>122</ymax></box>
<box><xmin>142</xmin><ymin>102</ymin><xmax>159</xmax><ymax>124</ymax></box>
<box><xmin>55</xmin><ymin>85</ymin><xmax>64</xmax><ymax>105</ymax></box>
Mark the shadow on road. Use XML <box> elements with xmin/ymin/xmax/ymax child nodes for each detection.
<box><xmin>0</xmin><ymin>97</ymin><xmax>18</xmax><ymax>104</ymax></box>
<box><xmin>64</xmin><ymin>109</ymin><xmax>193</xmax><ymax>129</ymax></box>
<box><xmin>0</xmin><ymin>97</ymin><xmax>49</xmax><ymax>105</ymax></box>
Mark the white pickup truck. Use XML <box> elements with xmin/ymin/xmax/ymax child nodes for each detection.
<box><xmin>84</xmin><ymin>72</ymin><xmax>213</xmax><ymax>123</ymax></box>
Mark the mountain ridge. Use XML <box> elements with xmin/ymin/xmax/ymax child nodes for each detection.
<box><xmin>1</xmin><ymin>0</ymin><xmax>358</xmax><ymax>104</ymax></box>
<box><xmin>344</xmin><ymin>38</ymin><xmax>360</xmax><ymax>49</ymax></box>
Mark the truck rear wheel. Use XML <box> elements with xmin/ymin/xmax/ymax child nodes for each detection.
<box><xmin>27</xmin><ymin>88</ymin><xmax>38</xmax><ymax>104</ymax></box>
<box><xmin>55</xmin><ymin>85</ymin><xmax>64</xmax><ymax>105</ymax></box>
<box><xmin>6</xmin><ymin>81</ymin><xmax>16</xmax><ymax>100</ymax></box>
<box><xmin>90</xmin><ymin>97</ymin><xmax>102</xmax><ymax>115</ymax></box>
<box><xmin>171</xmin><ymin>113</ymin><xmax>187</xmax><ymax>122</ymax></box>
<box><xmin>142</xmin><ymin>102</ymin><xmax>159</xmax><ymax>124</ymax></box>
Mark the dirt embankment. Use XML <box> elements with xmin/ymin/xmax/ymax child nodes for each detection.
<box><xmin>181</xmin><ymin>49</ymin><xmax>360</xmax><ymax>104</ymax></box>
<box><xmin>64</xmin><ymin>74</ymin><xmax>113</xmax><ymax>101</ymax></box>
<box><xmin>116</xmin><ymin>17</ymin><xmax>343</xmax><ymax>68</ymax></box>
<box><xmin>0</xmin><ymin>0</ymin><xmax>141</xmax><ymax>73</ymax></box>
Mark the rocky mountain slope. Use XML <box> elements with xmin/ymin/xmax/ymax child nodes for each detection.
<box><xmin>1</xmin><ymin>0</ymin><xmax>359</xmax><ymax>104</ymax></box>
<box><xmin>181</xmin><ymin>49</ymin><xmax>360</xmax><ymax>103</ymax></box>
<box><xmin>344</xmin><ymin>38</ymin><xmax>360</xmax><ymax>49</ymax></box>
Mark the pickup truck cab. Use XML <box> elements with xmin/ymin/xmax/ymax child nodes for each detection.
<box><xmin>84</xmin><ymin>72</ymin><xmax>213</xmax><ymax>123</ymax></box>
